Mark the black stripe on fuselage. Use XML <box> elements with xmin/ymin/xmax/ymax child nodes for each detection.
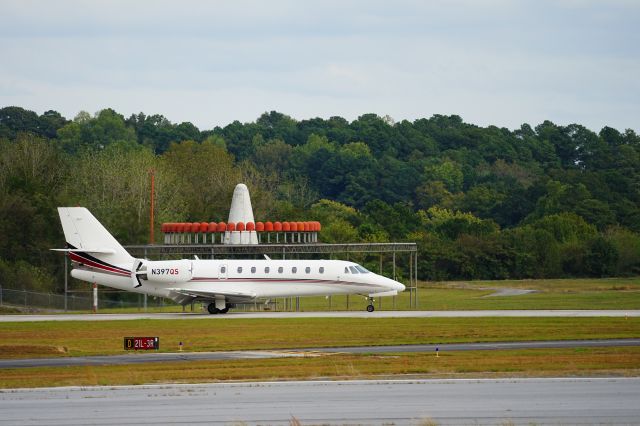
<box><xmin>66</xmin><ymin>243</ymin><xmax>130</xmax><ymax>274</ymax></box>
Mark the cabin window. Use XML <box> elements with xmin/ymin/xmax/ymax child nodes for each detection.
<box><xmin>292</xmin><ymin>267</ymin><xmax>297</xmax><ymax>273</ymax></box>
<box><xmin>221</xmin><ymin>266</ymin><xmax>226</xmax><ymax>274</ymax></box>
<box><xmin>278</xmin><ymin>266</ymin><xmax>283</xmax><ymax>273</ymax></box>
<box><xmin>344</xmin><ymin>267</ymin><xmax>349</xmax><ymax>273</ymax></box>
<box><xmin>355</xmin><ymin>265</ymin><xmax>370</xmax><ymax>274</ymax></box>
<box><xmin>265</xmin><ymin>267</ymin><xmax>270</xmax><ymax>273</ymax></box>
<box><xmin>305</xmin><ymin>267</ymin><xmax>311</xmax><ymax>274</ymax></box>
<box><xmin>251</xmin><ymin>266</ymin><xmax>256</xmax><ymax>274</ymax></box>
<box><xmin>237</xmin><ymin>267</ymin><xmax>243</xmax><ymax>273</ymax></box>
<box><xmin>319</xmin><ymin>267</ymin><xmax>324</xmax><ymax>273</ymax></box>
<box><xmin>349</xmin><ymin>266</ymin><xmax>359</xmax><ymax>274</ymax></box>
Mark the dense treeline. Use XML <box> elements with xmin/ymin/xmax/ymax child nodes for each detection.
<box><xmin>1</xmin><ymin>106</ymin><xmax>639</xmax><ymax>293</ymax></box>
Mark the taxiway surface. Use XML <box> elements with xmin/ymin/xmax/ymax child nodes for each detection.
<box><xmin>1</xmin><ymin>378</ymin><xmax>639</xmax><ymax>425</ymax></box>
<box><xmin>1</xmin><ymin>309</ymin><xmax>639</xmax><ymax>322</ymax></box>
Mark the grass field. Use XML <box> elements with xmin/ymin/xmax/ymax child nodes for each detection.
<box><xmin>1</xmin><ymin>317</ymin><xmax>639</xmax><ymax>359</ymax></box>
<box><xmin>2</xmin><ymin>277</ymin><xmax>639</xmax><ymax>388</ymax></box>
<box><xmin>273</xmin><ymin>277</ymin><xmax>640</xmax><ymax>311</ymax></box>
<box><xmin>1</xmin><ymin>347</ymin><xmax>639</xmax><ymax>389</ymax></box>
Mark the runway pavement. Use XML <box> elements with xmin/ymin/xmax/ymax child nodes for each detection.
<box><xmin>1</xmin><ymin>378</ymin><xmax>639</xmax><ymax>425</ymax></box>
<box><xmin>2</xmin><ymin>338</ymin><xmax>638</xmax><ymax>369</ymax></box>
<box><xmin>1</xmin><ymin>309</ymin><xmax>639</xmax><ymax>321</ymax></box>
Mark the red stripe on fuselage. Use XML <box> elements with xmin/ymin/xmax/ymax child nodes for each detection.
<box><xmin>69</xmin><ymin>252</ymin><xmax>130</xmax><ymax>276</ymax></box>
<box><xmin>189</xmin><ymin>277</ymin><xmax>376</xmax><ymax>287</ymax></box>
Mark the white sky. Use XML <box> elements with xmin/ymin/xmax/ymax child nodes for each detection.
<box><xmin>1</xmin><ymin>0</ymin><xmax>638</xmax><ymax>132</ymax></box>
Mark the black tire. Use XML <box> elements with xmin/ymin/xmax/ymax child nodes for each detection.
<box><xmin>366</xmin><ymin>304</ymin><xmax>375</xmax><ymax>313</ymax></box>
<box><xmin>220</xmin><ymin>307</ymin><xmax>229</xmax><ymax>314</ymax></box>
<box><xmin>207</xmin><ymin>303</ymin><xmax>220</xmax><ymax>314</ymax></box>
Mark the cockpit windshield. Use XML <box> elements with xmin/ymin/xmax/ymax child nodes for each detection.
<box><xmin>355</xmin><ymin>265</ymin><xmax>370</xmax><ymax>274</ymax></box>
<box><xmin>348</xmin><ymin>266</ymin><xmax>359</xmax><ymax>274</ymax></box>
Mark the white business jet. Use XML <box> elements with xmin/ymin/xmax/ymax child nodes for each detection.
<box><xmin>54</xmin><ymin>207</ymin><xmax>405</xmax><ymax>314</ymax></box>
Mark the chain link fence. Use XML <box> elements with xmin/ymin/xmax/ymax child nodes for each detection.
<box><xmin>0</xmin><ymin>287</ymin><xmax>148</xmax><ymax>311</ymax></box>
<box><xmin>0</xmin><ymin>286</ymin><xmax>282</xmax><ymax>312</ymax></box>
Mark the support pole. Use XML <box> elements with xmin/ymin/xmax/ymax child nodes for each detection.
<box><xmin>149</xmin><ymin>169</ymin><xmax>155</xmax><ymax>245</ymax></box>
<box><xmin>415</xmin><ymin>251</ymin><xmax>419</xmax><ymax>308</ymax></box>
<box><xmin>392</xmin><ymin>251</ymin><xmax>396</xmax><ymax>280</ymax></box>
<box><xmin>92</xmin><ymin>282</ymin><xmax>97</xmax><ymax>313</ymax></box>
<box><xmin>64</xmin><ymin>253</ymin><xmax>68</xmax><ymax>312</ymax></box>
<box><xmin>409</xmin><ymin>253</ymin><xmax>413</xmax><ymax>308</ymax></box>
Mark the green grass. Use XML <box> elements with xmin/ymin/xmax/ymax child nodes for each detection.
<box><xmin>1</xmin><ymin>317</ymin><xmax>638</xmax><ymax>358</ymax></box>
<box><xmin>1</xmin><ymin>347</ymin><xmax>639</xmax><ymax>389</ymax></box>
<box><xmin>0</xmin><ymin>306</ymin><xmax>20</xmax><ymax>314</ymax></box>
<box><xmin>296</xmin><ymin>277</ymin><xmax>640</xmax><ymax>311</ymax></box>
<box><xmin>433</xmin><ymin>277</ymin><xmax>640</xmax><ymax>291</ymax></box>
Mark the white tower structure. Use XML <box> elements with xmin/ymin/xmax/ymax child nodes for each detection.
<box><xmin>224</xmin><ymin>183</ymin><xmax>259</xmax><ymax>245</ymax></box>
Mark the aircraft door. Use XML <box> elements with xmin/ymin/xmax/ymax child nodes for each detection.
<box><xmin>218</xmin><ymin>264</ymin><xmax>228</xmax><ymax>280</ymax></box>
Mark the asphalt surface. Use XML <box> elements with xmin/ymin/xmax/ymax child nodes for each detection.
<box><xmin>309</xmin><ymin>338</ymin><xmax>640</xmax><ymax>354</ymax></box>
<box><xmin>0</xmin><ymin>350</ymin><xmax>305</xmax><ymax>369</ymax></box>
<box><xmin>1</xmin><ymin>309</ymin><xmax>639</xmax><ymax>321</ymax></box>
<box><xmin>2</xmin><ymin>338</ymin><xmax>638</xmax><ymax>369</ymax></box>
<box><xmin>1</xmin><ymin>378</ymin><xmax>639</xmax><ymax>425</ymax></box>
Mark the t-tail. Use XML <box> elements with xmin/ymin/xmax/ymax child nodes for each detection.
<box><xmin>53</xmin><ymin>207</ymin><xmax>134</xmax><ymax>277</ymax></box>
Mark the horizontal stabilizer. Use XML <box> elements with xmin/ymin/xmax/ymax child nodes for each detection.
<box><xmin>51</xmin><ymin>248</ymin><xmax>116</xmax><ymax>254</ymax></box>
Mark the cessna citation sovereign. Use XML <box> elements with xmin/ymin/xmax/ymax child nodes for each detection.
<box><xmin>54</xmin><ymin>207</ymin><xmax>405</xmax><ymax>314</ymax></box>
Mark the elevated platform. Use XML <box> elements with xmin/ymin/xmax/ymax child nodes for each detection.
<box><xmin>126</xmin><ymin>242</ymin><xmax>416</xmax><ymax>257</ymax></box>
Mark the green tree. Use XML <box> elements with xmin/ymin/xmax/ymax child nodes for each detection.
<box><xmin>423</xmin><ymin>159</ymin><xmax>464</xmax><ymax>192</ymax></box>
<box><xmin>57</xmin><ymin>109</ymin><xmax>136</xmax><ymax>153</ymax></box>
<box><xmin>0</xmin><ymin>106</ymin><xmax>40</xmax><ymax>139</ymax></box>
<box><xmin>419</xmin><ymin>207</ymin><xmax>498</xmax><ymax>240</ymax></box>
<box><xmin>63</xmin><ymin>141</ymin><xmax>183</xmax><ymax>243</ymax></box>
<box><xmin>162</xmin><ymin>139</ymin><xmax>240</xmax><ymax>221</ymax></box>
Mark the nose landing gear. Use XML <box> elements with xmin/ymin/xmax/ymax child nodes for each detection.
<box><xmin>366</xmin><ymin>297</ymin><xmax>375</xmax><ymax>312</ymax></box>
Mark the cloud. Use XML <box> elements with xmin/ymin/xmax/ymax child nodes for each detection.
<box><xmin>0</xmin><ymin>0</ymin><xmax>638</xmax><ymax>131</ymax></box>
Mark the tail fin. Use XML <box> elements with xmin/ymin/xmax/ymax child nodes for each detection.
<box><xmin>56</xmin><ymin>207</ymin><xmax>134</xmax><ymax>266</ymax></box>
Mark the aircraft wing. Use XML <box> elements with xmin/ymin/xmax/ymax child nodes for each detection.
<box><xmin>166</xmin><ymin>288</ymin><xmax>257</xmax><ymax>305</ymax></box>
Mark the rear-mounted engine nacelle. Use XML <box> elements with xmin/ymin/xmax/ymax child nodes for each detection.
<box><xmin>145</xmin><ymin>259</ymin><xmax>192</xmax><ymax>282</ymax></box>
<box><xmin>132</xmin><ymin>259</ymin><xmax>192</xmax><ymax>287</ymax></box>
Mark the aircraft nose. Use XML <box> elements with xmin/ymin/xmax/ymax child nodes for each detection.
<box><xmin>384</xmin><ymin>277</ymin><xmax>405</xmax><ymax>292</ymax></box>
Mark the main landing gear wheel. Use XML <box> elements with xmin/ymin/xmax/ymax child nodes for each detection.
<box><xmin>207</xmin><ymin>303</ymin><xmax>231</xmax><ymax>314</ymax></box>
